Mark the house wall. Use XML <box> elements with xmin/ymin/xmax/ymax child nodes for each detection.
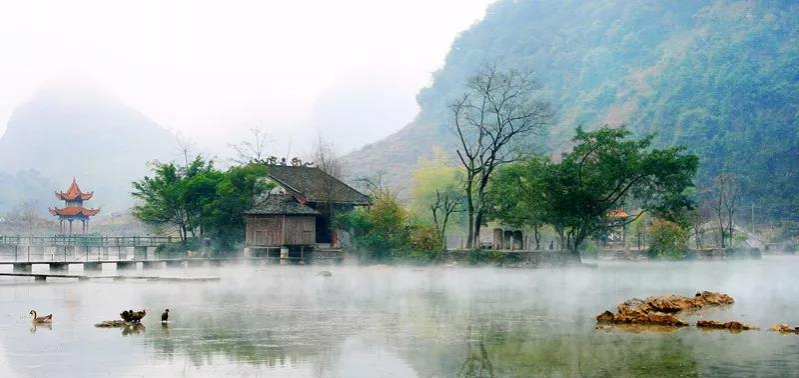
<box><xmin>283</xmin><ymin>215</ymin><xmax>316</xmax><ymax>245</ymax></box>
<box><xmin>246</xmin><ymin>214</ymin><xmax>316</xmax><ymax>246</ymax></box>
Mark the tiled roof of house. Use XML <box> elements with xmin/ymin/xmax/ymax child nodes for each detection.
<box><xmin>264</xmin><ymin>165</ymin><xmax>371</xmax><ymax>205</ymax></box>
<box><xmin>245</xmin><ymin>194</ymin><xmax>320</xmax><ymax>215</ymax></box>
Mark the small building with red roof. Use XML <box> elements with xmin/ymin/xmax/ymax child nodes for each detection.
<box><xmin>49</xmin><ymin>178</ymin><xmax>100</xmax><ymax>234</ymax></box>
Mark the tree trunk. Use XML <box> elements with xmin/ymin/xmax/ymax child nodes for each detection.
<box><xmin>718</xmin><ymin>214</ymin><xmax>726</xmax><ymax>249</ymax></box>
<box><xmin>533</xmin><ymin>225</ymin><xmax>540</xmax><ymax>250</ymax></box>
<box><xmin>472</xmin><ymin>210</ymin><xmax>484</xmax><ymax>250</ymax></box>
<box><xmin>465</xmin><ymin>181</ymin><xmax>475</xmax><ymax>249</ymax></box>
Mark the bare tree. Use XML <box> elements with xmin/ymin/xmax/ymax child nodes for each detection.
<box><xmin>429</xmin><ymin>188</ymin><xmax>465</xmax><ymax>243</ymax></box>
<box><xmin>450</xmin><ymin>63</ymin><xmax>552</xmax><ymax>248</ymax></box>
<box><xmin>230</xmin><ymin>127</ymin><xmax>271</xmax><ymax>165</ymax></box>
<box><xmin>175</xmin><ymin>133</ymin><xmax>196</xmax><ymax>168</ymax></box>
<box><xmin>711</xmin><ymin>173</ymin><xmax>742</xmax><ymax>248</ymax></box>
<box><xmin>692</xmin><ymin>200</ymin><xmax>713</xmax><ymax>250</ymax></box>
<box><xmin>311</xmin><ymin>135</ymin><xmax>346</xmax><ymax>245</ymax></box>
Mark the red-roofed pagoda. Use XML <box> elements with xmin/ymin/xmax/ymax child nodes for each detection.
<box><xmin>49</xmin><ymin>178</ymin><xmax>100</xmax><ymax>234</ymax></box>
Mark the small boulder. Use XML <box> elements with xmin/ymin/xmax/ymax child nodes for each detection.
<box><xmin>769</xmin><ymin>324</ymin><xmax>799</xmax><ymax>334</ymax></box>
<box><xmin>696</xmin><ymin>320</ymin><xmax>757</xmax><ymax>331</ymax></box>
<box><xmin>315</xmin><ymin>271</ymin><xmax>332</xmax><ymax>277</ymax></box>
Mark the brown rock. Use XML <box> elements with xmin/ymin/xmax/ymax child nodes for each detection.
<box><xmin>696</xmin><ymin>320</ymin><xmax>757</xmax><ymax>331</ymax></box>
<box><xmin>596</xmin><ymin>291</ymin><xmax>734</xmax><ymax>328</ymax></box>
<box><xmin>769</xmin><ymin>324</ymin><xmax>799</xmax><ymax>334</ymax></box>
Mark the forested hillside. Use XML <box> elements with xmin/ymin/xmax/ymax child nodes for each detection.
<box><xmin>344</xmin><ymin>0</ymin><xmax>798</xmax><ymax>220</ymax></box>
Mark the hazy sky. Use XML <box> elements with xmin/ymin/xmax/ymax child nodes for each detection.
<box><xmin>0</xmin><ymin>0</ymin><xmax>494</xmax><ymax>156</ymax></box>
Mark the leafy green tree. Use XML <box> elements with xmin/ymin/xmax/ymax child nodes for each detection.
<box><xmin>202</xmin><ymin>164</ymin><xmax>271</xmax><ymax>252</ymax></box>
<box><xmin>131</xmin><ymin>161</ymin><xmax>193</xmax><ymax>241</ymax></box>
<box><xmin>336</xmin><ymin>191</ymin><xmax>411</xmax><ymax>262</ymax></box>
<box><xmin>486</xmin><ymin>157</ymin><xmax>549</xmax><ymax>250</ymax></box>
<box><xmin>648</xmin><ymin>219</ymin><xmax>690</xmax><ymax>259</ymax></box>
<box><xmin>539</xmin><ymin>126</ymin><xmax>698</xmax><ymax>257</ymax></box>
<box><xmin>132</xmin><ymin>156</ymin><xmax>271</xmax><ymax>252</ymax></box>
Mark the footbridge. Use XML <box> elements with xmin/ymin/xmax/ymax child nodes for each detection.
<box><xmin>0</xmin><ymin>235</ymin><xmax>344</xmax><ymax>272</ymax></box>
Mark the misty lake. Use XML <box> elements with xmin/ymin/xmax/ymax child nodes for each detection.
<box><xmin>1</xmin><ymin>257</ymin><xmax>799</xmax><ymax>377</ymax></box>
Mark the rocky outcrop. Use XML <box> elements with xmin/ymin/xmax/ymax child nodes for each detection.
<box><xmin>596</xmin><ymin>291</ymin><xmax>734</xmax><ymax>327</ymax></box>
<box><xmin>696</xmin><ymin>320</ymin><xmax>757</xmax><ymax>331</ymax></box>
<box><xmin>95</xmin><ymin>320</ymin><xmax>130</xmax><ymax>327</ymax></box>
<box><xmin>769</xmin><ymin>324</ymin><xmax>799</xmax><ymax>334</ymax></box>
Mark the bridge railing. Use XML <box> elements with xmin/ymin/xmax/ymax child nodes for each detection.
<box><xmin>0</xmin><ymin>235</ymin><xmax>178</xmax><ymax>247</ymax></box>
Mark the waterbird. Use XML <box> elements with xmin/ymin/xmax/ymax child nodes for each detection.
<box><xmin>121</xmin><ymin>309</ymin><xmax>146</xmax><ymax>323</ymax></box>
<box><xmin>29</xmin><ymin>309</ymin><xmax>52</xmax><ymax>323</ymax></box>
<box><xmin>161</xmin><ymin>309</ymin><xmax>169</xmax><ymax>323</ymax></box>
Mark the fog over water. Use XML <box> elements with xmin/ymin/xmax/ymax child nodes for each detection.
<box><xmin>1</xmin><ymin>258</ymin><xmax>798</xmax><ymax>377</ymax></box>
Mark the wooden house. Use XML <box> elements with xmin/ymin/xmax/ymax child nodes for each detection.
<box><xmin>245</xmin><ymin>164</ymin><xmax>370</xmax><ymax>254</ymax></box>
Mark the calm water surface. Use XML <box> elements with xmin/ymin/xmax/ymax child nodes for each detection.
<box><xmin>1</xmin><ymin>257</ymin><xmax>799</xmax><ymax>377</ymax></box>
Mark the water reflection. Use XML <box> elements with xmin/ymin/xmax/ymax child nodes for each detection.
<box><xmin>1</xmin><ymin>259</ymin><xmax>799</xmax><ymax>377</ymax></box>
<box><xmin>29</xmin><ymin>322</ymin><xmax>52</xmax><ymax>334</ymax></box>
<box><xmin>122</xmin><ymin>323</ymin><xmax>145</xmax><ymax>336</ymax></box>
<box><xmin>457</xmin><ymin>342</ymin><xmax>494</xmax><ymax>378</ymax></box>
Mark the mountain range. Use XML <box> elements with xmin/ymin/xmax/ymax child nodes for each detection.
<box><xmin>0</xmin><ymin>81</ymin><xmax>175</xmax><ymax>213</ymax></box>
<box><xmin>344</xmin><ymin>0</ymin><xmax>799</xmax><ymax>219</ymax></box>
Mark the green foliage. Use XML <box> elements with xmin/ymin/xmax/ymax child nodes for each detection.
<box><xmin>486</xmin><ymin>157</ymin><xmax>547</xmax><ymax>229</ymax></box>
<box><xmin>131</xmin><ymin>157</ymin><xmax>271</xmax><ymax>254</ymax></box>
<box><xmin>351</xmin><ymin>0</ymin><xmax>799</xmax><ymax>223</ymax></box>
<box><xmin>201</xmin><ymin>164</ymin><xmax>270</xmax><ymax>252</ymax></box>
<box><xmin>489</xmin><ymin>127</ymin><xmax>698</xmax><ymax>256</ymax></box>
<box><xmin>338</xmin><ymin>191</ymin><xmax>448</xmax><ymax>263</ymax></box>
<box><xmin>336</xmin><ymin>192</ymin><xmax>411</xmax><ymax>262</ymax></box>
<box><xmin>466</xmin><ymin>249</ymin><xmax>506</xmax><ymax>265</ymax></box>
<box><xmin>648</xmin><ymin>219</ymin><xmax>689</xmax><ymax>259</ymax></box>
<box><xmin>408</xmin><ymin>224</ymin><xmax>445</xmax><ymax>261</ymax></box>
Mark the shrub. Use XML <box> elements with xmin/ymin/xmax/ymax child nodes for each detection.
<box><xmin>648</xmin><ymin>219</ymin><xmax>689</xmax><ymax>259</ymax></box>
<box><xmin>409</xmin><ymin>224</ymin><xmax>445</xmax><ymax>261</ymax></box>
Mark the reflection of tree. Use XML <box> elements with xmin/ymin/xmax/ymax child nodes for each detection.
<box><xmin>457</xmin><ymin>342</ymin><xmax>494</xmax><ymax>378</ymax></box>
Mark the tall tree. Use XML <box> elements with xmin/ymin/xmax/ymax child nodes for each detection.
<box><xmin>539</xmin><ymin>127</ymin><xmax>698</xmax><ymax>258</ymax></box>
<box><xmin>710</xmin><ymin>173</ymin><xmax>743</xmax><ymax>248</ymax></box>
<box><xmin>230</xmin><ymin>127</ymin><xmax>271</xmax><ymax>165</ymax></box>
<box><xmin>449</xmin><ymin>63</ymin><xmax>552</xmax><ymax>248</ymax></box>
<box><xmin>311</xmin><ymin>135</ymin><xmax>345</xmax><ymax>244</ymax></box>
<box><xmin>486</xmin><ymin>157</ymin><xmax>548</xmax><ymax>250</ymax></box>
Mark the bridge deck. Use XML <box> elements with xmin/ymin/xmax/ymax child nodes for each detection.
<box><xmin>0</xmin><ymin>272</ymin><xmax>220</xmax><ymax>281</ymax></box>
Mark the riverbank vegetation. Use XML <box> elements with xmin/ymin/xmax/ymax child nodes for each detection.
<box><xmin>131</xmin><ymin>156</ymin><xmax>270</xmax><ymax>253</ymax></box>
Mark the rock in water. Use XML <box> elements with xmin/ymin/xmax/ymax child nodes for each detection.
<box><xmin>95</xmin><ymin>320</ymin><xmax>130</xmax><ymax>328</ymax></box>
<box><xmin>315</xmin><ymin>271</ymin><xmax>332</xmax><ymax>277</ymax></box>
<box><xmin>696</xmin><ymin>320</ymin><xmax>757</xmax><ymax>331</ymax></box>
<box><xmin>769</xmin><ymin>324</ymin><xmax>799</xmax><ymax>334</ymax></box>
<box><xmin>596</xmin><ymin>291</ymin><xmax>734</xmax><ymax>327</ymax></box>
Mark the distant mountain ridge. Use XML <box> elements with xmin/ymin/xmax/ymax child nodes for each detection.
<box><xmin>344</xmin><ymin>0</ymin><xmax>799</xmax><ymax>218</ymax></box>
<box><xmin>0</xmin><ymin>81</ymin><xmax>176</xmax><ymax>213</ymax></box>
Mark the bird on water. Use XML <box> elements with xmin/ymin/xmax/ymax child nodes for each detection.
<box><xmin>161</xmin><ymin>309</ymin><xmax>169</xmax><ymax>323</ymax></box>
<box><xmin>29</xmin><ymin>310</ymin><xmax>52</xmax><ymax>323</ymax></box>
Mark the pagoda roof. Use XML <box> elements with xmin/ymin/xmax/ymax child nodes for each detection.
<box><xmin>49</xmin><ymin>206</ymin><xmax>101</xmax><ymax>217</ymax></box>
<box><xmin>55</xmin><ymin>178</ymin><xmax>94</xmax><ymax>201</ymax></box>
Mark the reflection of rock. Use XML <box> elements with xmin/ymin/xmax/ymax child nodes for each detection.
<box><xmin>122</xmin><ymin>323</ymin><xmax>145</xmax><ymax>336</ymax></box>
<box><xmin>596</xmin><ymin>291</ymin><xmax>734</xmax><ymax>327</ymax></box>
<box><xmin>769</xmin><ymin>324</ymin><xmax>799</xmax><ymax>334</ymax></box>
<box><xmin>696</xmin><ymin>320</ymin><xmax>757</xmax><ymax>331</ymax></box>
